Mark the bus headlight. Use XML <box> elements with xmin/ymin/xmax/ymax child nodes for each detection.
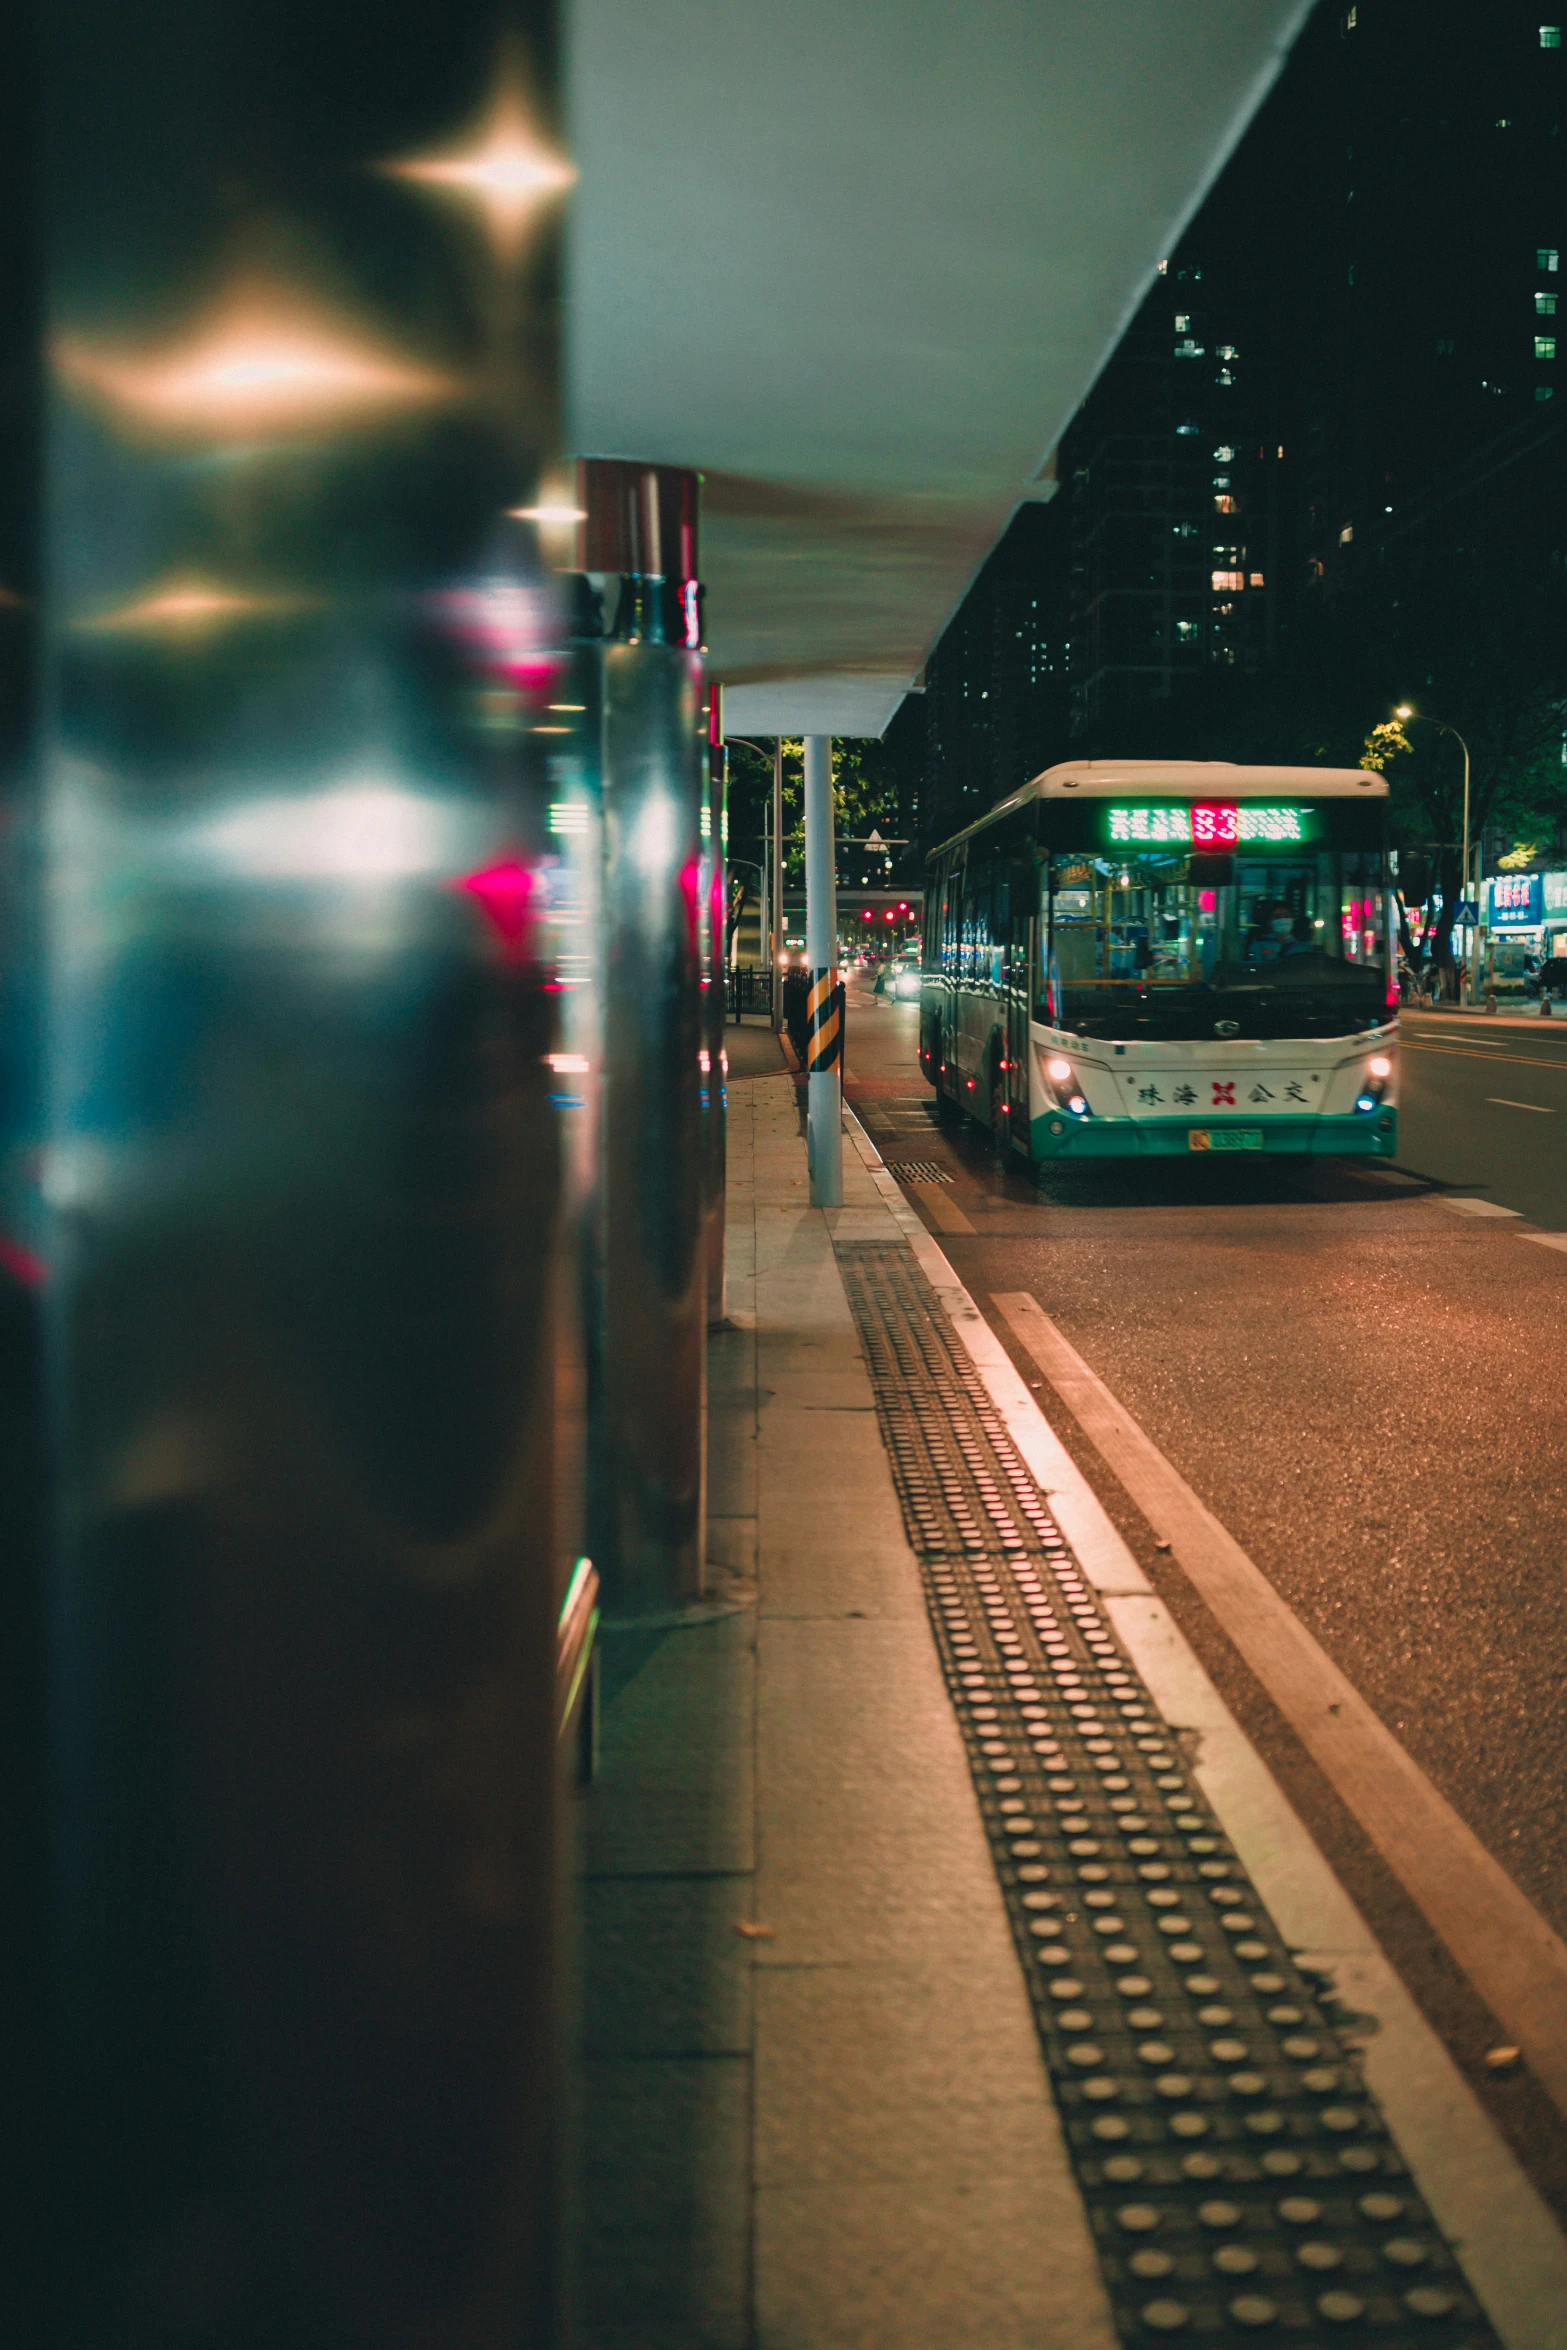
<box><xmin>1039</xmin><ymin>1053</ymin><xmax>1092</xmax><ymax>1116</ymax></box>
<box><xmin>1368</xmin><ymin>1055</ymin><xmax>1392</xmax><ymax>1079</ymax></box>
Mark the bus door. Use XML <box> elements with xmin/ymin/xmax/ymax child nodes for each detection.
<box><xmin>1003</xmin><ymin>858</ymin><xmax>1033</xmax><ymax>1136</ymax></box>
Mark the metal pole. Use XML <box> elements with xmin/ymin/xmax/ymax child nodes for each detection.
<box><xmin>758</xmin><ymin>826</ymin><xmax>768</xmax><ymax>987</ymax></box>
<box><xmin>587</xmin><ymin>460</ymin><xmax>707</xmax><ymax>1618</ymax></box>
<box><xmin>771</xmin><ymin>738</ymin><xmax>785</xmax><ymax>1033</ymax></box>
<box><xmin>1458</xmin><ymin>729</ymin><xmax>1471</xmax><ymax>1004</ymax></box>
<box><xmin>804</xmin><ymin>734</ymin><xmax>842</xmax><ymax>1205</ymax></box>
<box><xmin>705</xmin><ymin>708</ymin><xmax>728</xmax><ymax>1326</ymax></box>
<box><xmin>25</xmin><ymin>4</ymin><xmax>577</xmax><ymax>2332</ymax></box>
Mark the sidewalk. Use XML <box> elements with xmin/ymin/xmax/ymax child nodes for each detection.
<box><xmin>1410</xmin><ymin>1001</ymin><xmax>1567</xmax><ymax>1028</ymax></box>
<box><xmin>577</xmin><ymin>1068</ymin><xmax>1111</xmax><ymax>2349</ymax></box>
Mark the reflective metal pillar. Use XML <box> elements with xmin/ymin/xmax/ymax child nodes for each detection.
<box><xmin>6</xmin><ymin>6</ymin><xmax>580</xmax><ymax>2341</ymax></box>
<box><xmin>804</xmin><ymin>734</ymin><xmax>843</xmax><ymax>1205</ymax></box>
<box><xmin>703</xmin><ymin>697</ymin><xmax>728</xmax><ymax>1327</ymax></box>
<box><xmin>771</xmin><ymin>738</ymin><xmax>785</xmax><ymax>1033</ymax></box>
<box><xmin>580</xmin><ymin>462</ymin><xmax>707</xmax><ymax>1617</ymax></box>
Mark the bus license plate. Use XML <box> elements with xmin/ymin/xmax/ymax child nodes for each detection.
<box><xmin>1189</xmin><ymin>1128</ymin><xmax>1263</xmax><ymax>1152</ymax></box>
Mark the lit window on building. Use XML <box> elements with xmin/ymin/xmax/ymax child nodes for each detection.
<box><xmin>1345</xmin><ymin>4</ymin><xmax>1357</xmax><ymax>24</ymax></box>
<box><xmin>1175</xmin><ymin>313</ymin><xmax>1191</xmax><ymax>331</ymax></box>
<box><xmin>1175</xmin><ymin>338</ymin><xmax>1205</xmax><ymax>358</ymax></box>
<box><xmin>1536</xmin><ymin>334</ymin><xmax>1557</xmax><ymax>357</ymax></box>
<box><xmin>1176</xmin><ymin>422</ymin><xmax>1200</xmax><ymax>436</ymax></box>
<box><xmin>1538</xmin><ymin>384</ymin><xmax>1557</xmax><ymax>400</ymax></box>
<box><xmin>1175</xmin><ymin>620</ymin><xmax>1200</xmax><ymax>643</ymax></box>
<box><xmin>1216</xmin><ymin>344</ymin><xmax>1239</xmax><ymax>360</ymax></box>
<box><xmin>1211</xmin><ymin>570</ymin><xmax>1245</xmax><ymax>591</ymax></box>
<box><xmin>1172</xmin><ymin>522</ymin><xmax>1199</xmax><ymax>537</ymax></box>
<box><xmin>1542</xmin><ymin>25</ymin><xmax>1562</xmax><ymax>46</ymax></box>
<box><xmin>1436</xmin><ymin>337</ymin><xmax>1456</xmax><ymax>354</ymax></box>
<box><xmin>1538</xmin><ymin>293</ymin><xmax>1559</xmax><ymax>314</ymax></box>
<box><xmin>1213</xmin><ymin>445</ymin><xmax>1236</xmax><ymax>461</ymax></box>
<box><xmin>1214</xmin><ymin>495</ymin><xmax>1238</xmax><ymax>514</ymax></box>
<box><xmin>1339</xmin><ymin>523</ymin><xmax>1354</xmax><ymax>544</ymax></box>
<box><xmin>1249</xmin><ymin>572</ymin><xmax>1265</xmax><ymax>588</ymax></box>
<box><xmin>1539</xmin><ymin>247</ymin><xmax>1560</xmax><ymax>271</ymax></box>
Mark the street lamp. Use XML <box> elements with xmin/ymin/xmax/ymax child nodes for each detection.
<box><xmin>1395</xmin><ymin>706</ymin><xmax>1479</xmax><ymax>1004</ymax></box>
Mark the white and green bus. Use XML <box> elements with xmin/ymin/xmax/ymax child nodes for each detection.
<box><xmin>919</xmin><ymin>761</ymin><xmax>1398</xmax><ymax>1163</ymax></box>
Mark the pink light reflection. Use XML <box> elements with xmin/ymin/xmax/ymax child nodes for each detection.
<box><xmin>0</xmin><ymin>1233</ymin><xmax>46</xmax><ymax>1287</ymax></box>
<box><xmin>434</xmin><ymin>577</ymin><xmax>561</xmax><ymax>692</ymax></box>
<box><xmin>455</xmin><ymin>857</ymin><xmax>537</xmax><ymax>962</ymax></box>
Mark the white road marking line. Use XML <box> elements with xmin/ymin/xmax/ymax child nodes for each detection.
<box><xmin>1521</xmin><ymin>1232</ymin><xmax>1567</xmax><ymax>1254</ymax></box>
<box><xmin>1405</xmin><ymin>1040</ymin><xmax>1567</xmax><ymax>1069</ymax></box>
<box><xmin>992</xmin><ymin>1288</ymin><xmax>1567</xmax><ymax>2146</ymax></box>
<box><xmin>836</xmin><ymin>1106</ymin><xmax>1567</xmax><ymax>2347</ymax></box>
<box><xmin>1436</xmin><ymin>1195</ymin><xmax>1523</xmax><ymax>1217</ymax></box>
<box><xmin>1486</xmin><ymin>1097</ymin><xmax>1554</xmax><ymax>1112</ymax></box>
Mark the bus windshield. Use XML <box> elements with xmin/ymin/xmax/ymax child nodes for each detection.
<box><xmin>1044</xmin><ymin>841</ymin><xmax>1392</xmax><ymax>1042</ymax></box>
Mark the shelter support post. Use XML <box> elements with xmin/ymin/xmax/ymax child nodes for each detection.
<box><xmin>580</xmin><ymin>460</ymin><xmax>708</xmax><ymax>1616</ymax></box>
<box><xmin>704</xmin><ymin>694</ymin><xmax>727</xmax><ymax>1326</ymax></box>
<box><xmin>804</xmin><ymin>733</ymin><xmax>842</xmax><ymax>1206</ymax></box>
<box><xmin>771</xmin><ymin>737</ymin><xmax>785</xmax><ymax>1033</ymax></box>
<box><xmin>8</xmin><ymin>4</ymin><xmax>579</xmax><ymax>2339</ymax></box>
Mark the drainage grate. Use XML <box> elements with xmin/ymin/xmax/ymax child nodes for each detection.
<box><xmin>836</xmin><ymin>1238</ymin><xmax>1495</xmax><ymax>2350</ymax></box>
<box><xmin>884</xmin><ymin>1158</ymin><xmax>954</xmax><ymax>1182</ymax></box>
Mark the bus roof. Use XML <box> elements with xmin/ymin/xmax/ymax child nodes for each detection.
<box><xmin>1028</xmin><ymin>760</ymin><xmax>1387</xmax><ymax>800</ymax></box>
<box><xmin>927</xmin><ymin>759</ymin><xmax>1386</xmax><ymax>859</ymax></box>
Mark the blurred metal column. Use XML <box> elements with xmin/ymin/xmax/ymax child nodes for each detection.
<box><xmin>804</xmin><ymin>734</ymin><xmax>843</xmax><ymax>1205</ymax></box>
<box><xmin>703</xmin><ymin>693</ymin><xmax>728</xmax><ymax>1326</ymax></box>
<box><xmin>771</xmin><ymin>738</ymin><xmax>785</xmax><ymax>1032</ymax></box>
<box><xmin>581</xmin><ymin>461</ymin><xmax>708</xmax><ymax>1616</ymax></box>
<box><xmin>5</xmin><ymin>6</ymin><xmax>582</xmax><ymax>2342</ymax></box>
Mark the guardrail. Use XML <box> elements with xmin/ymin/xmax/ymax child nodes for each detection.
<box><xmin>726</xmin><ymin>966</ymin><xmax>771</xmax><ymax>1018</ymax></box>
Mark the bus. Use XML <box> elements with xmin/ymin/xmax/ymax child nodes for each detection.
<box><xmin>919</xmin><ymin>761</ymin><xmax>1397</xmax><ymax>1163</ymax></box>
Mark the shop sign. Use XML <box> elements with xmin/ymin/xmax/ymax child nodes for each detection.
<box><xmin>1490</xmin><ymin>874</ymin><xmax>1543</xmax><ymax>929</ymax></box>
<box><xmin>1543</xmin><ymin>871</ymin><xmax>1567</xmax><ymax>914</ymax></box>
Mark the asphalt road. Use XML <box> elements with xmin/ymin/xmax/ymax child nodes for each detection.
<box><xmin>1399</xmin><ymin>1009</ymin><xmax>1567</xmax><ymax>1228</ymax></box>
<box><xmin>841</xmin><ymin>976</ymin><xmax>1567</xmax><ymax>2226</ymax></box>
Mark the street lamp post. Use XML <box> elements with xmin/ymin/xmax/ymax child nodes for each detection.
<box><xmin>1395</xmin><ymin>706</ymin><xmax>1478</xmax><ymax>1003</ymax></box>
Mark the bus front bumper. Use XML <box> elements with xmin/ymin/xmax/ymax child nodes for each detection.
<box><xmin>1030</xmin><ymin>1111</ymin><xmax>1398</xmax><ymax>1159</ymax></box>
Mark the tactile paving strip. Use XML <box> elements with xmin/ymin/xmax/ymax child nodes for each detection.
<box><xmin>835</xmin><ymin>1238</ymin><xmax>1496</xmax><ymax>2350</ymax></box>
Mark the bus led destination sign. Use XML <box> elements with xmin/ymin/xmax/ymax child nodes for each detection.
<box><xmin>1105</xmin><ymin>803</ymin><xmax>1313</xmax><ymax>847</ymax></box>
